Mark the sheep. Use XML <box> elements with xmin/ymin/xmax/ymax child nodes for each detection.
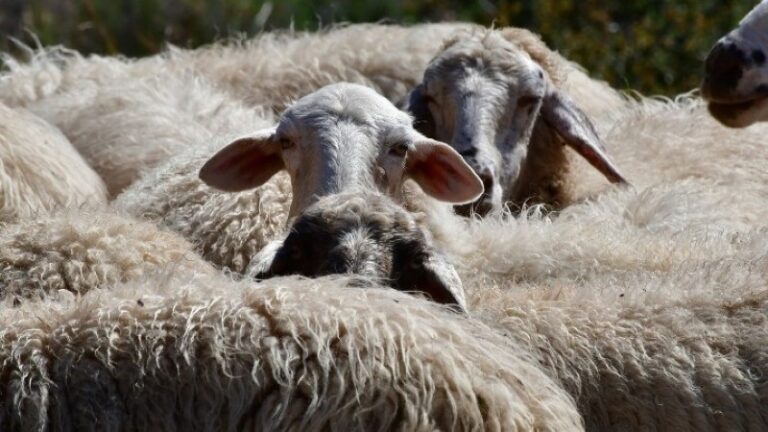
<box><xmin>702</xmin><ymin>0</ymin><xmax>768</xmax><ymax>127</ymax></box>
<box><xmin>162</xmin><ymin>23</ymin><xmax>474</xmax><ymax>112</ymax></box>
<box><xmin>116</xmin><ymin>83</ymin><xmax>483</xmax><ymax>273</ymax></box>
<box><xmin>0</xmin><ymin>44</ymin><xmax>278</xmax><ymax>197</ymax></box>
<box><xmin>402</xmin><ymin>125</ymin><xmax>768</xmax><ymax>430</ymax></box>
<box><xmin>0</xmin><ymin>271</ymin><xmax>584</xmax><ymax>431</ymax></box>
<box><xmin>2</xmin><ymin>23</ymin><xmax>623</xmax><ymax>124</ymax></box>
<box><xmin>0</xmin><ymin>24</ymin><xmax>616</xmax><ymax>110</ymax></box>
<box><xmin>0</xmin><ymin>45</ymin><xmax>167</xmax><ymax>108</ymax></box>
<box><xmin>251</xmin><ymin>190</ymin><xmax>467</xmax><ymax>311</ymax></box>
<box><xmin>232</xmin><ymin>89</ymin><xmax>768</xmax><ymax>429</ymax></box>
<box><xmin>10</xmin><ymin>65</ymin><xmax>274</xmax><ymax>197</ymax></box>
<box><xmin>0</xmin><ymin>24</ymin><xmax>462</xmax><ymax>112</ymax></box>
<box><xmin>417</xmin><ymin>95</ymin><xmax>768</xmax><ymax>289</ymax></box>
<box><xmin>163</xmin><ymin>23</ymin><xmax>625</xmax><ymax>119</ymax></box>
<box><xmin>0</xmin><ymin>24</ymin><xmax>494</xmax><ymax>110</ymax></box>
<box><xmin>0</xmin><ymin>102</ymin><xmax>107</xmax><ymax>222</ymax></box>
<box><xmin>0</xmin><ymin>25</ymin><xmax>623</xmax><ymax>203</ymax></box>
<box><xmin>468</xmin><ymin>256</ymin><xmax>768</xmax><ymax>431</ymax></box>
<box><xmin>0</xmin><ymin>209</ymin><xmax>213</xmax><ymax>302</ymax></box>
<box><xmin>407</xmin><ymin>95</ymin><xmax>768</xmax><ymax>430</ymax></box>
<box><xmin>406</xmin><ymin>29</ymin><xmax>628</xmax><ymax>216</ymax></box>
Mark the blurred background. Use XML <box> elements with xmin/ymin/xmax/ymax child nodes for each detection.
<box><xmin>0</xmin><ymin>0</ymin><xmax>754</xmax><ymax>95</ymax></box>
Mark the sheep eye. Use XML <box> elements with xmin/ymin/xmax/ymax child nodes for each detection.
<box><xmin>390</xmin><ymin>142</ymin><xmax>409</xmax><ymax>157</ymax></box>
<box><xmin>279</xmin><ymin>137</ymin><xmax>294</xmax><ymax>150</ymax></box>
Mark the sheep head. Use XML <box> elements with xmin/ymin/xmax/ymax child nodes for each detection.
<box><xmin>702</xmin><ymin>0</ymin><xmax>768</xmax><ymax>127</ymax></box>
<box><xmin>249</xmin><ymin>191</ymin><xmax>467</xmax><ymax>312</ymax></box>
<box><xmin>407</xmin><ymin>31</ymin><xmax>627</xmax><ymax>215</ymax></box>
<box><xmin>199</xmin><ymin>83</ymin><xmax>483</xmax><ymax>218</ymax></box>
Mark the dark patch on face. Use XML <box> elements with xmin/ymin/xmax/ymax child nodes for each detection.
<box><xmin>458</xmin><ymin>148</ymin><xmax>478</xmax><ymax>158</ymax></box>
<box><xmin>258</xmin><ymin>193</ymin><xmax>465</xmax><ymax>309</ymax></box>
<box><xmin>260</xmin><ymin>215</ymin><xmax>346</xmax><ymax>278</ymax></box>
<box><xmin>390</xmin><ymin>239</ymin><xmax>457</xmax><ymax>306</ymax></box>
<box><xmin>753</xmin><ymin>49</ymin><xmax>766</xmax><ymax>66</ymax></box>
<box><xmin>703</xmin><ymin>41</ymin><xmax>747</xmax><ymax>99</ymax></box>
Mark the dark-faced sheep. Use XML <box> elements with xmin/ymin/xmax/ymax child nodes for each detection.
<box><xmin>252</xmin><ymin>191</ymin><xmax>467</xmax><ymax>311</ymax></box>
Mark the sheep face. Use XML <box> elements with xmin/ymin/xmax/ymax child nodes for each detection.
<box><xmin>703</xmin><ymin>1</ymin><xmax>768</xmax><ymax>127</ymax></box>
<box><xmin>199</xmin><ymin>83</ymin><xmax>483</xmax><ymax>218</ymax></box>
<box><xmin>252</xmin><ymin>191</ymin><xmax>467</xmax><ymax>311</ymax></box>
<box><xmin>408</xmin><ymin>32</ymin><xmax>626</xmax><ymax>215</ymax></box>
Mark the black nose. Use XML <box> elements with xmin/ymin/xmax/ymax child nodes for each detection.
<box><xmin>703</xmin><ymin>40</ymin><xmax>747</xmax><ymax>99</ymax></box>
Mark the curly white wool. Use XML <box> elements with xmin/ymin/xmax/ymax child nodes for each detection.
<box><xmin>0</xmin><ymin>102</ymin><xmax>106</xmax><ymax>221</ymax></box>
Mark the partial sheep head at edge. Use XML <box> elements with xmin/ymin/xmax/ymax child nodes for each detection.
<box><xmin>248</xmin><ymin>191</ymin><xmax>467</xmax><ymax>312</ymax></box>
<box><xmin>199</xmin><ymin>83</ymin><xmax>484</xmax><ymax>218</ymax></box>
<box><xmin>407</xmin><ymin>30</ymin><xmax>627</xmax><ymax>216</ymax></box>
<box><xmin>702</xmin><ymin>0</ymin><xmax>768</xmax><ymax>128</ymax></box>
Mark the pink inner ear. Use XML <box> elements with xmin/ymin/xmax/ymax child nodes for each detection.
<box><xmin>410</xmin><ymin>157</ymin><xmax>465</xmax><ymax>197</ymax></box>
<box><xmin>200</xmin><ymin>140</ymin><xmax>283</xmax><ymax>191</ymax></box>
<box><xmin>220</xmin><ymin>151</ymin><xmax>283</xmax><ymax>185</ymax></box>
<box><xmin>408</xmin><ymin>142</ymin><xmax>484</xmax><ymax>204</ymax></box>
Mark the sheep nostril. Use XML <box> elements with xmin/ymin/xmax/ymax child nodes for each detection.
<box><xmin>705</xmin><ymin>41</ymin><xmax>746</xmax><ymax>93</ymax></box>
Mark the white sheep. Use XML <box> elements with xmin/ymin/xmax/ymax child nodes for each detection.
<box><xmin>0</xmin><ymin>25</ymin><xmax>458</xmax><ymax>111</ymax></box>
<box><xmin>470</xmin><ymin>256</ymin><xmax>768</xmax><ymax>431</ymax></box>
<box><xmin>702</xmin><ymin>0</ymin><xmax>768</xmax><ymax>127</ymax></box>
<box><xmin>0</xmin><ymin>102</ymin><xmax>107</xmax><ymax>222</ymax></box>
<box><xmin>2</xmin><ymin>23</ymin><xmax>623</xmax><ymax>126</ymax></box>
<box><xmin>163</xmin><ymin>23</ymin><xmax>472</xmax><ymax>111</ymax></box>
<box><xmin>0</xmin><ymin>45</ymin><xmax>167</xmax><ymax>108</ymax></box>
<box><xmin>14</xmin><ymin>67</ymin><xmax>273</xmax><ymax>196</ymax></box>
<box><xmin>163</xmin><ymin>23</ymin><xmax>625</xmax><ymax>118</ymax></box>
<box><xmin>116</xmin><ymin>83</ymin><xmax>482</xmax><ymax>273</ymax></box>
<box><xmin>0</xmin><ymin>271</ymin><xmax>583</xmax><ymax>431</ymax></box>
<box><xmin>406</xmin><ymin>29</ymin><xmax>628</xmax><ymax>215</ymax></box>
<box><xmin>0</xmin><ymin>209</ymin><xmax>213</xmax><ymax>302</ymax></box>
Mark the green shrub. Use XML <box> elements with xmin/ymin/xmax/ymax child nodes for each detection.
<box><xmin>0</xmin><ymin>1</ymin><xmax>754</xmax><ymax>95</ymax></box>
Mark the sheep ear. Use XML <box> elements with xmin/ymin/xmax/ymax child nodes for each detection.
<box><xmin>199</xmin><ymin>127</ymin><xmax>283</xmax><ymax>192</ymax></box>
<box><xmin>393</xmin><ymin>243</ymin><xmax>467</xmax><ymax>312</ymax></box>
<box><xmin>407</xmin><ymin>138</ymin><xmax>484</xmax><ymax>204</ymax></box>
<box><xmin>541</xmin><ymin>91</ymin><xmax>628</xmax><ymax>185</ymax></box>
<box><xmin>408</xmin><ymin>84</ymin><xmax>436</xmax><ymax>137</ymax></box>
